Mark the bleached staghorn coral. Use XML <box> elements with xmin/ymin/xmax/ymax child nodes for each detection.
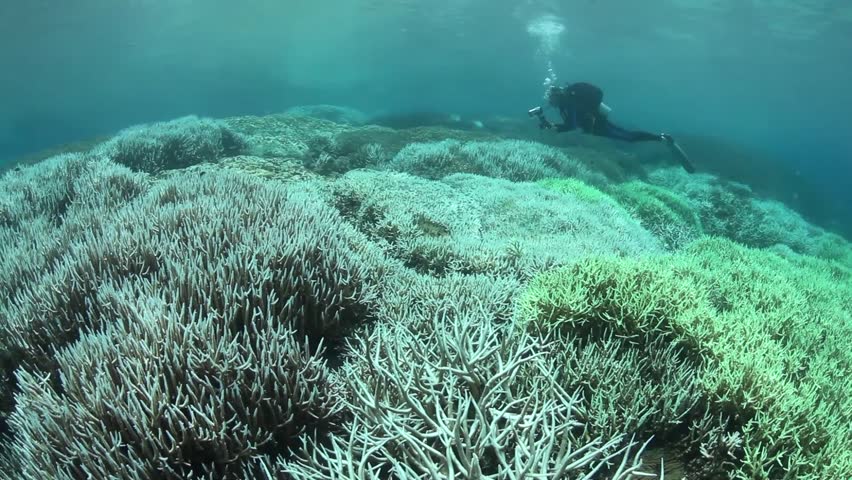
<box><xmin>5</xmin><ymin>284</ymin><xmax>338</xmax><ymax>479</ymax></box>
<box><xmin>550</xmin><ymin>331</ymin><xmax>701</xmax><ymax>442</ymax></box>
<box><xmin>607</xmin><ymin>181</ymin><xmax>704</xmax><ymax>251</ymax></box>
<box><xmin>325</xmin><ymin>170</ymin><xmax>484</xmax><ymax>266</ymax></box>
<box><xmin>442</xmin><ymin>174</ymin><xmax>662</xmax><ymax>260</ymax></box>
<box><xmin>0</xmin><ymin>154</ymin><xmax>149</xmax><ymax>403</ymax></box>
<box><xmin>0</xmin><ymin>153</ymin><xmax>89</xmax><ymax>225</ymax></box>
<box><xmin>92</xmin><ymin>115</ymin><xmax>247</xmax><ymax>173</ymax></box>
<box><xmin>0</xmin><ymin>153</ymin><xmax>147</xmax><ymax>228</ymax></box>
<box><xmin>0</xmin><ymin>154</ymin><xmax>150</xmax><ymax>455</ymax></box>
<box><xmin>644</xmin><ymin>167</ymin><xmax>851</xmax><ymax>257</ymax></box>
<box><xmin>388</xmin><ymin>139</ymin><xmax>607</xmax><ymax>187</ymax></box>
<box><xmin>281</xmin><ymin>308</ymin><xmax>661</xmax><ymax>479</ymax></box>
<box><xmin>0</xmin><ymin>167</ymin><xmax>390</xmax><ymax>477</ymax></box>
<box><xmin>0</xmin><ymin>154</ymin><xmax>146</xmax><ymax>303</ymax></box>
<box><xmin>0</xmin><ymin>168</ymin><xmax>382</xmax><ymax>368</ymax></box>
<box><xmin>374</xmin><ymin>270</ymin><xmax>522</xmax><ymax>328</ymax></box>
<box><xmin>325</xmin><ymin>170</ymin><xmax>662</xmax><ymax>279</ymax></box>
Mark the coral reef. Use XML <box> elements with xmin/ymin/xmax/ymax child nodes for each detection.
<box><xmin>94</xmin><ymin>116</ymin><xmax>247</xmax><ymax>173</ymax></box>
<box><xmin>0</xmin><ymin>160</ymin><xmax>386</xmax><ymax>477</ymax></box>
<box><xmin>1</xmin><ymin>108</ymin><xmax>850</xmax><ymax>479</ymax></box>
<box><xmin>609</xmin><ymin>181</ymin><xmax>703</xmax><ymax>250</ymax></box>
<box><xmin>324</xmin><ymin>170</ymin><xmax>661</xmax><ymax>278</ymax></box>
<box><xmin>387</xmin><ymin>139</ymin><xmax>607</xmax><ymax>186</ymax></box>
<box><xmin>648</xmin><ymin>167</ymin><xmax>850</xmax><ymax>265</ymax></box>
<box><xmin>283</xmin><ymin>104</ymin><xmax>369</xmax><ymax>125</ymax></box>
<box><xmin>518</xmin><ymin>238</ymin><xmax>852</xmax><ymax>478</ymax></box>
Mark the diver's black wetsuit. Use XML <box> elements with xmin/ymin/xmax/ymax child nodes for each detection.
<box><xmin>553</xmin><ymin>82</ymin><xmax>662</xmax><ymax>142</ymax></box>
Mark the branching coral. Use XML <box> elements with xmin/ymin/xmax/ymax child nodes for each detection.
<box><xmin>5</xmin><ymin>289</ymin><xmax>338</xmax><ymax>479</ymax></box>
<box><xmin>282</xmin><ymin>310</ymin><xmax>660</xmax><ymax>479</ymax></box>
<box><xmin>325</xmin><ymin>170</ymin><xmax>661</xmax><ymax>279</ymax></box>
<box><xmin>94</xmin><ymin>115</ymin><xmax>247</xmax><ymax>173</ymax></box>
<box><xmin>516</xmin><ymin>237</ymin><xmax>852</xmax><ymax>478</ymax></box>
<box><xmin>0</xmin><ymin>167</ymin><xmax>386</xmax><ymax>478</ymax></box>
<box><xmin>645</xmin><ymin>167</ymin><xmax>851</xmax><ymax>259</ymax></box>
<box><xmin>2</xmin><ymin>112</ymin><xmax>849</xmax><ymax>480</ymax></box>
<box><xmin>389</xmin><ymin>139</ymin><xmax>607</xmax><ymax>186</ymax></box>
<box><xmin>609</xmin><ymin>181</ymin><xmax>703</xmax><ymax>250</ymax></box>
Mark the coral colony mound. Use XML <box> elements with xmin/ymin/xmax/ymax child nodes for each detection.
<box><xmin>0</xmin><ymin>110</ymin><xmax>850</xmax><ymax>479</ymax></box>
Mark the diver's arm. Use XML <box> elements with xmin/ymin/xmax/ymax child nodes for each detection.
<box><xmin>528</xmin><ymin>106</ymin><xmax>577</xmax><ymax>132</ymax></box>
<box><xmin>535</xmin><ymin>114</ymin><xmax>554</xmax><ymax>130</ymax></box>
<box><xmin>530</xmin><ymin>109</ymin><xmax>572</xmax><ymax>131</ymax></box>
<box><xmin>554</xmin><ymin>108</ymin><xmax>578</xmax><ymax>132</ymax></box>
<box><xmin>538</xmin><ymin>116</ymin><xmax>574</xmax><ymax>132</ymax></box>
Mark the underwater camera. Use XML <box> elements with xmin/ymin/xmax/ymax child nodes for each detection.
<box><xmin>527</xmin><ymin>106</ymin><xmax>550</xmax><ymax>129</ymax></box>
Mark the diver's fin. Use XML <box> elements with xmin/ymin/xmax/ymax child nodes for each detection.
<box><xmin>669</xmin><ymin>141</ymin><xmax>695</xmax><ymax>173</ymax></box>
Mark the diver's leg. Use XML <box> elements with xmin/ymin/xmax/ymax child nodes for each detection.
<box><xmin>593</xmin><ymin>119</ymin><xmax>695</xmax><ymax>172</ymax></box>
<box><xmin>596</xmin><ymin>119</ymin><xmax>662</xmax><ymax>142</ymax></box>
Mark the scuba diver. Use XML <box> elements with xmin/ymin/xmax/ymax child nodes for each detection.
<box><xmin>529</xmin><ymin>82</ymin><xmax>695</xmax><ymax>173</ymax></box>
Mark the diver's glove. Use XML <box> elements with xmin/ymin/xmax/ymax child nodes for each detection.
<box><xmin>660</xmin><ymin>133</ymin><xmax>675</xmax><ymax>145</ymax></box>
